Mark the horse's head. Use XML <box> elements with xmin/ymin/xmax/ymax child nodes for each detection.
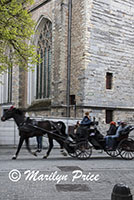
<box><xmin>1</xmin><ymin>106</ymin><xmax>16</xmax><ymax>121</ymax></box>
<box><xmin>1</xmin><ymin>106</ymin><xmax>24</xmax><ymax>122</ymax></box>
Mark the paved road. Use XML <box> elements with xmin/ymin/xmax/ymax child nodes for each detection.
<box><xmin>0</xmin><ymin>147</ymin><xmax>134</xmax><ymax>200</ymax></box>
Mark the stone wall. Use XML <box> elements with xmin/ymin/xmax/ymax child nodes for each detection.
<box><xmin>84</xmin><ymin>0</ymin><xmax>134</xmax><ymax>109</ymax></box>
<box><xmin>51</xmin><ymin>0</ymin><xmax>68</xmax><ymax>109</ymax></box>
<box><xmin>71</xmin><ymin>0</ymin><xmax>86</xmax><ymax>106</ymax></box>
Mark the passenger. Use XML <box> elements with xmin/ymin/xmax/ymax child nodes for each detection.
<box><xmin>105</xmin><ymin>121</ymin><xmax>128</xmax><ymax>150</ymax></box>
<box><xmin>74</xmin><ymin>121</ymin><xmax>80</xmax><ymax>134</ymax></box>
<box><xmin>69</xmin><ymin>121</ymin><xmax>80</xmax><ymax>140</ymax></box>
<box><xmin>106</xmin><ymin>121</ymin><xmax>117</xmax><ymax>136</ymax></box>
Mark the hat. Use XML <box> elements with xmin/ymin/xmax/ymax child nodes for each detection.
<box><xmin>110</xmin><ymin>121</ymin><xmax>116</xmax><ymax>126</ymax></box>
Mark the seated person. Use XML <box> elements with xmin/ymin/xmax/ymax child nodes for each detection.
<box><xmin>106</xmin><ymin>121</ymin><xmax>117</xmax><ymax>136</ymax></box>
<box><xmin>68</xmin><ymin>121</ymin><xmax>80</xmax><ymax>140</ymax></box>
<box><xmin>80</xmin><ymin>111</ymin><xmax>91</xmax><ymax>126</ymax></box>
<box><xmin>79</xmin><ymin>114</ymin><xmax>103</xmax><ymax>140</ymax></box>
<box><xmin>74</xmin><ymin>121</ymin><xmax>80</xmax><ymax>134</ymax></box>
<box><xmin>105</xmin><ymin>121</ymin><xmax>129</xmax><ymax>150</ymax></box>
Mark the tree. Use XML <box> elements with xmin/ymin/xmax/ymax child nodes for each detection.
<box><xmin>0</xmin><ymin>0</ymin><xmax>37</xmax><ymax>73</ymax></box>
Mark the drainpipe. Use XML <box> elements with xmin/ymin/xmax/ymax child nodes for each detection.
<box><xmin>66</xmin><ymin>0</ymin><xmax>72</xmax><ymax>117</ymax></box>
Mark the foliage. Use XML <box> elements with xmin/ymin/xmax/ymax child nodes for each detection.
<box><xmin>0</xmin><ymin>0</ymin><xmax>37</xmax><ymax>73</ymax></box>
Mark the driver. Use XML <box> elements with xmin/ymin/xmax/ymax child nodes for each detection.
<box><xmin>80</xmin><ymin>111</ymin><xmax>91</xmax><ymax>126</ymax></box>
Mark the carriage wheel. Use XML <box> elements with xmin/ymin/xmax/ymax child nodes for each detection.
<box><xmin>75</xmin><ymin>141</ymin><xmax>92</xmax><ymax>160</ymax></box>
<box><xmin>118</xmin><ymin>138</ymin><xmax>134</xmax><ymax>160</ymax></box>
<box><xmin>65</xmin><ymin>142</ymin><xmax>77</xmax><ymax>158</ymax></box>
<box><xmin>106</xmin><ymin>149</ymin><xmax>120</xmax><ymax>158</ymax></box>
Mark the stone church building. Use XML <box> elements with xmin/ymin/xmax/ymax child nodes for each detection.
<box><xmin>1</xmin><ymin>0</ymin><xmax>134</xmax><ymax>126</ymax></box>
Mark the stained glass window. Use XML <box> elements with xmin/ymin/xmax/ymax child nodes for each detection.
<box><xmin>36</xmin><ymin>19</ymin><xmax>52</xmax><ymax>99</ymax></box>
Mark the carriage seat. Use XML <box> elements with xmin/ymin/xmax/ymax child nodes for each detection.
<box><xmin>75</xmin><ymin>126</ymin><xmax>89</xmax><ymax>141</ymax></box>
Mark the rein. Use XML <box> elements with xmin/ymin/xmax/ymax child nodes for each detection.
<box><xmin>27</xmin><ymin>123</ymin><xmax>67</xmax><ymax>141</ymax></box>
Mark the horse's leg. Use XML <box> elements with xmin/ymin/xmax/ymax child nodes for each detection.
<box><xmin>43</xmin><ymin>137</ymin><xmax>53</xmax><ymax>159</ymax></box>
<box><xmin>12</xmin><ymin>137</ymin><xmax>24</xmax><ymax>159</ymax></box>
<box><xmin>25</xmin><ymin>138</ymin><xmax>37</xmax><ymax>157</ymax></box>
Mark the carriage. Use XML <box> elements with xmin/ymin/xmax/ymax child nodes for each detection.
<box><xmin>1</xmin><ymin>106</ymin><xmax>134</xmax><ymax>160</ymax></box>
<box><xmin>26</xmin><ymin>120</ymin><xmax>134</xmax><ymax>160</ymax></box>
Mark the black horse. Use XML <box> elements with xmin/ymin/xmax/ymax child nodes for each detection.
<box><xmin>1</xmin><ymin>106</ymin><xmax>67</xmax><ymax>159</ymax></box>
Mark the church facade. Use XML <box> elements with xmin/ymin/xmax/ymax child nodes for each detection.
<box><xmin>0</xmin><ymin>0</ymin><xmax>134</xmax><ymax>125</ymax></box>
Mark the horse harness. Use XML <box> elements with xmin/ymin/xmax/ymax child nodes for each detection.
<box><xmin>18</xmin><ymin>117</ymin><xmax>63</xmax><ymax>137</ymax></box>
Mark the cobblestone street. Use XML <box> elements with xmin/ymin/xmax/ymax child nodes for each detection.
<box><xmin>0</xmin><ymin>147</ymin><xmax>134</xmax><ymax>200</ymax></box>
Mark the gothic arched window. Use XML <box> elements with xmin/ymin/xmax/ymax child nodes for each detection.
<box><xmin>36</xmin><ymin>19</ymin><xmax>52</xmax><ymax>99</ymax></box>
